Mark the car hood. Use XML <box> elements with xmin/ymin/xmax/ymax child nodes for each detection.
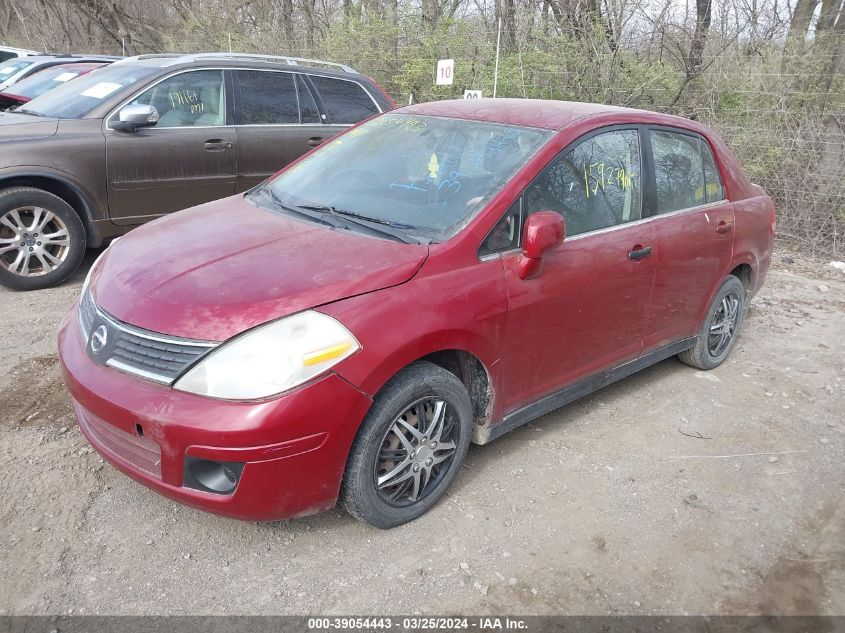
<box><xmin>93</xmin><ymin>195</ymin><xmax>429</xmax><ymax>341</ymax></box>
<box><xmin>0</xmin><ymin>111</ymin><xmax>58</xmax><ymax>139</ymax></box>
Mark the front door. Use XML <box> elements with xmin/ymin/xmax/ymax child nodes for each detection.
<box><xmin>642</xmin><ymin>128</ymin><xmax>735</xmax><ymax>350</ymax></box>
<box><xmin>498</xmin><ymin>128</ymin><xmax>657</xmax><ymax>412</ymax></box>
<box><xmin>234</xmin><ymin>70</ymin><xmax>337</xmax><ymax>192</ymax></box>
<box><xmin>105</xmin><ymin>69</ymin><xmax>236</xmax><ymax>224</ymax></box>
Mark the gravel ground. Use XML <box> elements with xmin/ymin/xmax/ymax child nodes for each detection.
<box><xmin>0</xmin><ymin>248</ymin><xmax>842</xmax><ymax>616</ymax></box>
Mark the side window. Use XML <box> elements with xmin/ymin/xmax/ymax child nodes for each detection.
<box><xmin>297</xmin><ymin>75</ymin><xmax>321</xmax><ymax>123</ymax></box>
<box><xmin>309</xmin><ymin>75</ymin><xmax>379</xmax><ymax>124</ymax></box>
<box><xmin>130</xmin><ymin>70</ymin><xmax>225</xmax><ymax>128</ymax></box>
<box><xmin>700</xmin><ymin>138</ymin><xmax>725</xmax><ymax>203</ymax></box>
<box><xmin>480</xmin><ymin>199</ymin><xmax>522</xmax><ymax>256</ymax></box>
<box><xmin>651</xmin><ymin>130</ymin><xmax>705</xmax><ymax>213</ymax></box>
<box><xmin>524</xmin><ymin>129</ymin><xmax>642</xmax><ymax>236</ymax></box>
<box><xmin>236</xmin><ymin>70</ymin><xmax>298</xmax><ymax>125</ymax></box>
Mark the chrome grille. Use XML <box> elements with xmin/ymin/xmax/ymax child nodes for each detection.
<box><xmin>78</xmin><ymin>289</ymin><xmax>217</xmax><ymax>384</ymax></box>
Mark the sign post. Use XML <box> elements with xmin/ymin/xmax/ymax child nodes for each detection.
<box><xmin>436</xmin><ymin>59</ymin><xmax>454</xmax><ymax>86</ymax></box>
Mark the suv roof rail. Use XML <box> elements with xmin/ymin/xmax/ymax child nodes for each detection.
<box><xmin>191</xmin><ymin>53</ymin><xmax>358</xmax><ymax>73</ymax></box>
<box><xmin>117</xmin><ymin>52</ymin><xmax>358</xmax><ymax>74</ymax></box>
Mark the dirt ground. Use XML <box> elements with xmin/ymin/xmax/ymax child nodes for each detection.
<box><xmin>0</xmin><ymin>247</ymin><xmax>842</xmax><ymax>616</ymax></box>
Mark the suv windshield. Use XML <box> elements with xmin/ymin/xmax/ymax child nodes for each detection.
<box><xmin>19</xmin><ymin>65</ymin><xmax>158</xmax><ymax>119</ymax></box>
<box><xmin>259</xmin><ymin>114</ymin><xmax>553</xmax><ymax>243</ymax></box>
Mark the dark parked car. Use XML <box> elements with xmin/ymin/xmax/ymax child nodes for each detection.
<box><xmin>0</xmin><ymin>53</ymin><xmax>395</xmax><ymax>290</ymax></box>
<box><xmin>0</xmin><ymin>62</ymin><xmax>110</xmax><ymax>110</ymax></box>
<box><xmin>59</xmin><ymin>100</ymin><xmax>775</xmax><ymax>528</ymax></box>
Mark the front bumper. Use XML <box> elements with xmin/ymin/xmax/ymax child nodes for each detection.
<box><xmin>57</xmin><ymin>302</ymin><xmax>373</xmax><ymax>521</ymax></box>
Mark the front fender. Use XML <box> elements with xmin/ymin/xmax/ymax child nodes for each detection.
<box><xmin>319</xmin><ymin>258</ymin><xmax>509</xmax><ymax>420</ymax></box>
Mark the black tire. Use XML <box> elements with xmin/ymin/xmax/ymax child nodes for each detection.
<box><xmin>342</xmin><ymin>361</ymin><xmax>473</xmax><ymax>529</ymax></box>
<box><xmin>0</xmin><ymin>187</ymin><xmax>86</xmax><ymax>291</ymax></box>
<box><xmin>678</xmin><ymin>275</ymin><xmax>746</xmax><ymax>370</ymax></box>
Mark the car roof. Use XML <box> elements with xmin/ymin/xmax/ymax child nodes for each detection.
<box><xmin>12</xmin><ymin>55</ymin><xmax>120</xmax><ymax>67</ymax></box>
<box><xmin>113</xmin><ymin>53</ymin><xmax>360</xmax><ymax>78</ymax></box>
<box><xmin>398</xmin><ymin>98</ymin><xmax>697</xmax><ymax>132</ymax></box>
<box><xmin>40</xmin><ymin>61</ymin><xmax>108</xmax><ymax>70</ymax></box>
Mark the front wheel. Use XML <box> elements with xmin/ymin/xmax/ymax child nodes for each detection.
<box><xmin>678</xmin><ymin>275</ymin><xmax>746</xmax><ymax>370</ymax></box>
<box><xmin>342</xmin><ymin>361</ymin><xmax>473</xmax><ymax>528</ymax></box>
<box><xmin>0</xmin><ymin>187</ymin><xmax>86</xmax><ymax>291</ymax></box>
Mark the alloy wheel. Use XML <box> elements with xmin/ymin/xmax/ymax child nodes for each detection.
<box><xmin>0</xmin><ymin>206</ymin><xmax>70</xmax><ymax>277</ymax></box>
<box><xmin>708</xmin><ymin>293</ymin><xmax>741</xmax><ymax>356</ymax></box>
<box><xmin>375</xmin><ymin>397</ymin><xmax>459</xmax><ymax>507</ymax></box>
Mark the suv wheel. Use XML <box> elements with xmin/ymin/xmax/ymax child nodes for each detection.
<box><xmin>342</xmin><ymin>361</ymin><xmax>472</xmax><ymax>528</ymax></box>
<box><xmin>678</xmin><ymin>275</ymin><xmax>746</xmax><ymax>370</ymax></box>
<box><xmin>0</xmin><ymin>187</ymin><xmax>86</xmax><ymax>291</ymax></box>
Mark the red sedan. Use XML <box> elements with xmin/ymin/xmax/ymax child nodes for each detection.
<box><xmin>58</xmin><ymin>99</ymin><xmax>775</xmax><ymax>528</ymax></box>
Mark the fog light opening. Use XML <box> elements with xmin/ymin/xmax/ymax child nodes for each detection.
<box><xmin>184</xmin><ymin>458</ymin><xmax>244</xmax><ymax>495</ymax></box>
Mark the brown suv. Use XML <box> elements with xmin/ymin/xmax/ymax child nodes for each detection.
<box><xmin>0</xmin><ymin>53</ymin><xmax>395</xmax><ymax>290</ymax></box>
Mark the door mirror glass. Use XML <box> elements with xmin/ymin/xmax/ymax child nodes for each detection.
<box><xmin>518</xmin><ymin>211</ymin><xmax>565</xmax><ymax>279</ymax></box>
<box><xmin>111</xmin><ymin>104</ymin><xmax>159</xmax><ymax>132</ymax></box>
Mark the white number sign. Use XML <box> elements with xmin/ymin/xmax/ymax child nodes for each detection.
<box><xmin>463</xmin><ymin>90</ymin><xmax>482</xmax><ymax>99</ymax></box>
<box><xmin>436</xmin><ymin>59</ymin><xmax>454</xmax><ymax>86</ymax></box>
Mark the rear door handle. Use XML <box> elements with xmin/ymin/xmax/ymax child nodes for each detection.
<box><xmin>204</xmin><ymin>139</ymin><xmax>232</xmax><ymax>151</ymax></box>
<box><xmin>628</xmin><ymin>245</ymin><xmax>653</xmax><ymax>261</ymax></box>
<box><xmin>716</xmin><ymin>221</ymin><xmax>733</xmax><ymax>234</ymax></box>
<box><xmin>307</xmin><ymin>136</ymin><xmax>324</xmax><ymax>148</ymax></box>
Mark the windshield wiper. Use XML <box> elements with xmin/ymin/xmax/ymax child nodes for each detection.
<box><xmin>255</xmin><ymin>188</ymin><xmax>344</xmax><ymax>230</ymax></box>
<box><xmin>299</xmin><ymin>205</ymin><xmax>418</xmax><ymax>230</ymax></box>
<box><xmin>298</xmin><ymin>205</ymin><xmax>426</xmax><ymax>245</ymax></box>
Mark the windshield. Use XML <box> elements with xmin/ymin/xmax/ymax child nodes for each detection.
<box><xmin>0</xmin><ymin>59</ymin><xmax>32</xmax><ymax>83</ymax></box>
<box><xmin>259</xmin><ymin>114</ymin><xmax>553</xmax><ymax>242</ymax></box>
<box><xmin>4</xmin><ymin>64</ymin><xmax>101</xmax><ymax>100</ymax></box>
<box><xmin>20</xmin><ymin>65</ymin><xmax>158</xmax><ymax>119</ymax></box>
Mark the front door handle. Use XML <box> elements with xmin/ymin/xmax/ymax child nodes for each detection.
<box><xmin>628</xmin><ymin>245</ymin><xmax>653</xmax><ymax>261</ymax></box>
<box><xmin>205</xmin><ymin>139</ymin><xmax>232</xmax><ymax>151</ymax></box>
<box><xmin>716</xmin><ymin>221</ymin><xmax>733</xmax><ymax>234</ymax></box>
<box><xmin>307</xmin><ymin>136</ymin><xmax>324</xmax><ymax>148</ymax></box>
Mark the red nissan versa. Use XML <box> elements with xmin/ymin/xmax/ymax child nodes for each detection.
<box><xmin>58</xmin><ymin>99</ymin><xmax>775</xmax><ymax>528</ymax></box>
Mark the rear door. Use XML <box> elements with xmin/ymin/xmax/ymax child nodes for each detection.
<box><xmin>233</xmin><ymin>70</ymin><xmax>335</xmax><ymax>192</ymax></box>
<box><xmin>495</xmin><ymin>127</ymin><xmax>657</xmax><ymax>412</ymax></box>
<box><xmin>642</xmin><ymin>127</ymin><xmax>735</xmax><ymax>350</ymax></box>
<box><xmin>105</xmin><ymin>69</ymin><xmax>237</xmax><ymax>224</ymax></box>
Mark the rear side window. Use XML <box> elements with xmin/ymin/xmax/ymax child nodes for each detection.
<box><xmin>700</xmin><ymin>138</ymin><xmax>725</xmax><ymax>203</ymax></box>
<box><xmin>524</xmin><ymin>129</ymin><xmax>642</xmax><ymax>236</ymax></box>
<box><xmin>651</xmin><ymin>130</ymin><xmax>706</xmax><ymax>213</ymax></box>
<box><xmin>309</xmin><ymin>75</ymin><xmax>379</xmax><ymax>124</ymax></box>
<box><xmin>237</xmin><ymin>70</ymin><xmax>298</xmax><ymax>124</ymax></box>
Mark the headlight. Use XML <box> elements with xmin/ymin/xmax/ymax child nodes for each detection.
<box><xmin>174</xmin><ymin>310</ymin><xmax>360</xmax><ymax>400</ymax></box>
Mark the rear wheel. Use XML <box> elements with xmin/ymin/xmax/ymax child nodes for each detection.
<box><xmin>0</xmin><ymin>187</ymin><xmax>86</xmax><ymax>291</ymax></box>
<box><xmin>342</xmin><ymin>361</ymin><xmax>472</xmax><ymax>528</ymax></box>
<box><xmin>678</xmin><ymin>275</ymin><xmax>746</xmax><ymax>370</ymax></box>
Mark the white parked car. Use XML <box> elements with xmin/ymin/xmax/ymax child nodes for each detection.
<box><xmin>0</xmin><ymin>45</ymin><xmax>39</xmax><ymax>63</ymax></box>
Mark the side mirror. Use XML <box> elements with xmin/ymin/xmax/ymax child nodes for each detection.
<box><xmin>110</xmin><ymin>104</ymin><xmax>159</xmax><ymax>133</ymax></box>
<box><xmin>517</xmin><ymin>211</ymin><xmax>565</xmax><ymax>279</ymax></box>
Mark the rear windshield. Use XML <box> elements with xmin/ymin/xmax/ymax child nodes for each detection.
<box><xmin>19</xmin><ymin>65</ymin><xmax>158</xmax><ymax>119</ymax></box>
<box><xmin>0</xmin><ymin>59</ymin><xmax>33</xmax><ymax>82</ymax></box>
